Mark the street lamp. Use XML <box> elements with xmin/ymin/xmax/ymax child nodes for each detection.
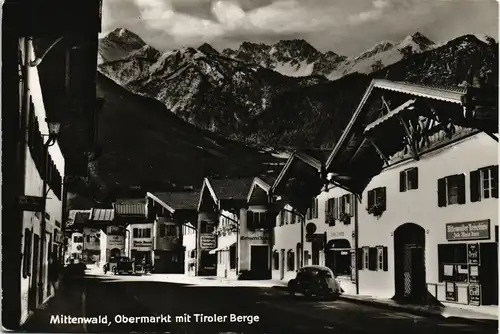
<box><xmin>39</xmin><ymin>119</ymin><xmax>60</xmax><ymax>301</ymax></box>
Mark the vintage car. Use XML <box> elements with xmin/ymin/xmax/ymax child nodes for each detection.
<box><xmin>108</xmin><ymin>256</ymin><xmax>134</xmax><ymax>275</ymax></box>
<box><xmin>287</xmin><ymin>265</ymin><xmax>342</xmax><ymax>300</ymax></box>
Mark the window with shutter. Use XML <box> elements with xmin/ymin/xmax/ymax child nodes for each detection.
<box><xmin>437</xmin><ymin>178</ymin><xmax>447</xmax><ymax>207</ymax></box>
<box><xmin>349</xmin><ymin>194</ymin><xmax>355</xmax><ymax>216</ymax></box>
<box><xmin>400</xmin><ymin>171</ymin><xmax>407</xmax><ymax>192</ymax></box>
<box><xmin>377</xmin><ymin>187</ymin><xmax>386</xmax><ymax>210</ymax></box>
<box><xmin>333</xmin><ymin>198</ymin><xmax>338</xmax><ymax>219</ymax></box>
<box><xmin>368</xmin><ymin>247</ymin><xmax>377</xmax><ymax>271</ymax></box>
<box><xmin>314</xmin><ymin>198</ymin><xmax>319</xmax><ymax>218</ymax></box>
<box><xmin>357</xmin><ymin>249</ymin><xmax>363</xmax><ymax>270</ymax></box>
<box><xmin>383</xmin><ymin>247</ymin><xmax>388</xmax><ymax>271</ymax></box>
<box><xmin>492</xmin><ymin>165</ymin><xmax>499</xmax><ymax>198</ymax></box>
<box><xmin>457</xmin><ymin>174</ymin><xmax>466</xmax><ymax>204</ymax></box>
<box><xmin>362</xmin><ymin>247</ymin><xmax>369</xmax><ymax>270</ymax></box>
<box><xmin>367</xmin><ymin>190</ymin><xmax>375</xmax><ymax>209</ymax></box>
<box><xmin>470</xmin><ymin>169</ymin><xmax>481</xmax><ymax>202</ymax></box>
<box><xmin>247</xmin><ymin>211</ymin><xmax>254</xmax><ymax>229</ymax></box>
<box><xmin>377</xmin><ymin>246</ymin><xmax>384</xmax><ymax>270</ymax></box>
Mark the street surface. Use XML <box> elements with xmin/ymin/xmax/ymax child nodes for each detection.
<box><xmin>23</xmin><ymin>272</ymin><xmax>497</xmax><ymax>333</ymax></box>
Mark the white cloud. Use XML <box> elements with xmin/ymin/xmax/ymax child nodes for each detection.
<box><xmin>105</xmin><ymin>0</ymin><xmax>498</xmax><ymax>55</ymax></box>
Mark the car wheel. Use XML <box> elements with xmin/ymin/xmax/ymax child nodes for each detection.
<box><xmin>304</xmin><ymin>288</ymin><xmax>313</xmax><ymax>299</ymax></box>
<box><xmin>288</xmin><ymin>287</ymin><xmax>296</xmax><ymax>297</ymax></box>
<box><xmin>112</xmin><ymin>266</ymin><xmax>117</xmax><ymax>275</ymax></box>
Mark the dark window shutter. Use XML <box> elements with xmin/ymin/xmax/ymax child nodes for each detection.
<box><xmin>383</xmin><ymin>247</ymin><xmax>388</xmax><ymax>271</ymax></box>
<box><xmin>349</xmin><ymin>194</ymin><xmax>355</xmax><ymax>216</ymax></box>
<box><xmin>368</xmin><ymin>247</ymin><xmax>377</xmax><ymax>271</ymax></box>
<box><xmin>457</xmin><ymin>174</ymin><xmax>466</xmax><ymax>204</ymax></box>
<box><xmin>247</xmin><ymin>211</ymin><xmax>254</xmax><ymax>229</ymax></box>
<box><xmin>315</xmin><ymin>198</ymin><xmax>319</xmax><ymax>218</ymax></box>
<box><xmin>470</xmin><ymin>170</ymin><xmax>481</xmax><ymax>202</ymax></box>
<box><xmin>492</xmin><ymin>166</ymin><xmax>499</xmax><ymax>198</ymax></box>
<box><xmin>400</xmin><ymin>171</ymin><xmax>407</xmax><ymax>192</ymax></box>
<box><xmin>367</xmin><ymin>190</ymin><xmax>374</xmax><ymax>209</ymax></box>
<box><xmin>411</xmin><ymin>167</ymin><xmax>419</xmax><ymax>189</ymax></box>
<box><xmin>437</xmin><ymin>178</ymin><xmax>447</xmax><ymax>207</ymax></box>
<box><xmin>379</xmin><ymin>187</ymin><xmax>386</xmax><ymax>210</ymax></box>
<box><xmin>357</xmin><ymin>249</ymin><xmax>363</xmax><ymax>270</ymax></box>
<box><xmin>333</xmin><ymin>198</ymin><xmax>338</xmax><ymax>219</ymax></box>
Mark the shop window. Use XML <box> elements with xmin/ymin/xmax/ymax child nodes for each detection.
<box><xmin>376</xmin><ymin>246</ymin><xmax>388</xmax><ymax>271</ymax></box>
<box><xmin>400</xmin><ymin>167</ymin><xmax>419</xmax><ymax>192</ymax></box>
<box><xmin>438</xmin><ymin>174</ymin><xmax>466</xmax><ymax>207</ymax></box>
<box><xmin>22</xmin><ymin>228</ymin><xmax>32</xmax><ymax>278</ymax></box>
<box><xmin>366</xmin><ymin>187</ymin><xmax>386</xmax><ymax>215</ymax></box>
<box><xmin>287</xmin><ymin>250</ymin><xmax>295</xmax><ymax>271</ymax></box>
<box><xmin>73</xmin><ymin>235</ymin><xmax>83</xmax><ymax>243</ymax></box>
<box><xmin>437</xmin><ymin>244</ymin><xmax>468</xmax><ymax>282</ymax></box>
<box><xmin>304</xmin><ymin>251</ymin><xmax>309</xmax><ymax>266</ymax></box>
<box><xmin>470</xmin><ymin>165</ymin><xmax>498</xmax><ymax>202</ymax></box>
<box><xmin>273</xmin><ymin>251</ymin><xmax>279</xmax><ymax>270</ymax></box>
<box><xmin>362</xmin><ymin>247</ymin><xmax>369</xmax><ymax>270</ymax></box>
<box><xmin>229</xmin><ymin>245</ymin><xmax>236</xmax><ymax>269</ymax></box>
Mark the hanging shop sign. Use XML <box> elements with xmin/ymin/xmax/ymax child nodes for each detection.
<box><xmin>306</xmin><ymin>233</ymin><xmax>325</xmax><ymax>242</ymax></box>
<box><xmin>467</xmin><ymin>243</ymin><xmax>479</xmax><ymax>265</ymax></box>
<box><xmin>133</xmin><ymin>240</ymin><xmax>153</xmax><ymax>248</ymax></box>
<box><xmin>200</xmin><ymin>234</ymin><xmax>217</xmax><ymax>250</ymax></box>
<box><xmin>446</xmin><ymin>220</ymin><xmax>490</xmax><ymax>241</ymax></box>
<box><xmin>445</xmin><ymin>281</ymin><xmax>458</xmax><ymax>302</ymax></box>
<box><xmin>18</xmin><ymin>195</ymin><xmax>44</xmax><ymax>212</ymax></box>
<box><xmin>468</xmin><ymin>284</ymin><xmax>481</xmax><ymax>306</ymax></box>
<box><xmin>107</xmin><ymin>235</ymin><xmax>125</xmax><ymax>248</ymax></box>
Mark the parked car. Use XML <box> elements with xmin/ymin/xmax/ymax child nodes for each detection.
<box><xmin>109</xmin><ymin>256</ymin><xmax>134</xmax><ymax>275</ymax></box>
<box><xmin>288</xmin><ymin>265</ymin><xmax>342</xmax><ymax>300</ymax></box>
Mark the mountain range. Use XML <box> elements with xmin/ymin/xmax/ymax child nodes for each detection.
<box><xmin>98</xmin><ymin>29</ymin><xmax>497</xmax><ymax>148</ymax></box>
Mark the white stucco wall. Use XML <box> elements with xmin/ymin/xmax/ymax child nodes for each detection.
<box><xmin>19</xmin><ymin>38</ymin><xmax>66</xmax><ymax>323</ymax></box>
<box><xmin>215</xmin><ymin>210</ymin><xmax>238</xmax><ymax>278</ymax></box>
<box><xmin>239</xmin><ymin>206</ymin><xmax>271</xmax><ymax>273</ymax></box>
<box><xmin>358</xmin><ymin>132</ymin><xmax>498</xmax><ymax>301</ymax></box>
<box><xmin>272</xmin><ymin>205</ymin><xmax>302</xmax><ymax>282</ymax></box>
<box><xmin>182</xmin><ymin>222</ymin><xmax>197</xmax><ymax>275</ymax></box>
<box><xmin>316</xmin><ymin>187</ymin><xmax>357</xmax><ymax>295</ymax></box>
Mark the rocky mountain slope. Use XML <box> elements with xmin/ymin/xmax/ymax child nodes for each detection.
<box><xmin>99</xmin><ymin>42</ymin><xmax>326</xmax><ymax>136</ymax></box>
<box><xmin>98</xmin><ymin>30</ymin><xmax>497</xmax><ymax>150</ymax></box>
<box><xmin>253</xmin><ymin>34</ymin><xmax>498</xmax><ymax>148</ymax></box>
<box><xmin>98</xmin><ymin>28</ymin><xmax>147</xmax><ymax>64</ymax></box>
<box><xmin>326</xmin><ymin>32</ymin><xmax>435</xmax><ymax>80</ymax></box>
<box><xmin>221</xmin><ymin>39</ymin><xmax>346</xmax><ymax>77</ymax></box>
<box><xmin>83</xmin><ymin>72</ymin><xmax>282</xmax><ymax>202</ymax></box>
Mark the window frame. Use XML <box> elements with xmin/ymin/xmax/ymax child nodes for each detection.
<box><xmin>400</xmin><ymin>167</ymin><xmax>419</xmax><ymax>192</ymax></box>
<box><xmin>362</xmin><ymin>247</ymin><xmax>369</xmax><ymax>270</ymax></box>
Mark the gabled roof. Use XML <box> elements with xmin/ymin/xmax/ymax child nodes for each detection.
<box><xmin>246</xmin><ymin>177</ymin><xmax>273</xmax><ymax>203</ymax></box>
<box><xmin>147</xmin><ymin>191</ymin><xmax>201</xmax><ymax>213</ymax></box>
<box><xmin>199</xmin><ymin>177</ymin><xmax>254</xmax><ymax>211</ymax></box>
<box><xmin>325</xmin><ymin>79</ymin><xmax>469</xmax><ymax>169</ymax></box>
<box><xmin>271</xmin><ymin>150</ymin><xmax>324</xmax><ymax>194</ymax></box>
<box><xmin>90</xmin><ymin>208</ymin><xmax>114</xmax><ymax>222</ymax></box>
<box><xmin>323</xmin><ymin>79</ymin><xmax>483</xmax><ymax>194</ymax></box>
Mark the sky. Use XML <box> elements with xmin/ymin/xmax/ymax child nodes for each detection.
<box><xmin>101</xmin><ymin>0</ymin><xmax>499</xmax><ymax>56</ymax></box>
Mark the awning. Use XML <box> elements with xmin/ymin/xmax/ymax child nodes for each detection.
<box><xmin>209</xmin><ymin>242</ymin><xmax>236</xmax><ymax>254</ymax></box>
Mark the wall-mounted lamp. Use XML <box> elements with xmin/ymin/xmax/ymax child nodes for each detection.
<box><xmin>44</xmin><ymin>119</ymin><xmax>61</xmax><ymax>147</ymax></box>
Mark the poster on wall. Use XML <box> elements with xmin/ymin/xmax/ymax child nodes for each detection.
<box><xmin>468</xmin><ymin>265</ymin><xmax>479</xmax><ymax>283</ymax></box>
<box><xmin>445</xmin><ymin>281</ymin><xmax>458</xmax><ymax>302</ymax></box>
<box><xmin>467</xmin><ymin>243</ymin><xmax>479</xmax><ymax>265</ymax></box>
<box><xmin>350</xmin><ymin>251</ymin><xmax>356</xmax><ymax>283</ymax></box>
<box><xmin>468</xmin><ymin>284</ymin><xmax>481</xmax><ymax>306</ymax></box>
<box><xmin>200</xmin><ymin>234</ymin><xmax>216</xmax><ymax>250</ymax></box>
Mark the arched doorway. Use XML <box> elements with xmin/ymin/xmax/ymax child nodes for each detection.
<box><xmin>393</xmin><ymin>223</ymin><xmax>426</xmax><ymax>302</ymax></box>
<box><xmin>325</xmin><ymin>239</ymin><xmax>351</xmax><ymax>276</ymax></box>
